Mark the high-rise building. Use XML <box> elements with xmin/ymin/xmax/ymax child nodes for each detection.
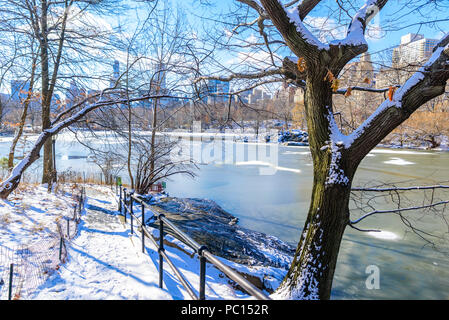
<box><xmin>66</xmin><ymin>80</ymin><xmax>86</xmax><ymax>106</ymax></box>
<box><xmin>10</xmin><ymin>80</ymin><xmax>31</xmax><ymax>102</ymax></box>
<box><xmin>110</xmin><ymin>60</ymin><xmax>120</xmax><ymax>88</ymax></box>
<box><xmin>154</xmin><ymin>62</ymin><xmax>167</xmax><ymax>92</ymax></box>
<box><xmin>340</xmin><ymin>52</ymin><xmax>374</xmax><ymax>88</ymax></box>
<box><xmin>375</xmin><ymin>33</ymin><xmax>439</xmax><ymax>88</ymax></box>
<box><xmin>113</xmin><ymin>60</ymin><xmax>119</xmax><ymax>78</ymax></box>
<box><xmin>392</xmin><ymin>33</ymin><xmax>439</xmax><ymax>68</ymax></box>
<box><xmin>235</xmin><ymin>89</ymin><xmax>251</xmax><ymax>104</ymax></box>
<box><xmin>249</xmin><ymin>88</ymin><xmax>263</xmax><ymax>104</ymax></box>
<box><xmin>206</xmin><ymin>79</ymin><xmax>230</xmax><ymax>103</ymax></box>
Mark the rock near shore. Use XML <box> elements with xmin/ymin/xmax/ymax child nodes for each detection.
<box><xmin>142</xmin><ymin>196</ymin><xmax>294</xmax><ymax>270</ymax></box>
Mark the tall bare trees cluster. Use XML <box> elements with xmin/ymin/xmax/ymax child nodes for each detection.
<box><xmin>0</xmin><ymin>0</ymin><xmax>122</xmax><ymax>186</ymax></box>
<box><xmin>69</xmin><ymin>2</ymin><xmax>200</xmax><ymax>194</ymax></box>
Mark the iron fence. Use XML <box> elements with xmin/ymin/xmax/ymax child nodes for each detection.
<box><xmin>0</xmin><ymin>186</ymin><xmax>85</xmax><ymax>300</ymax></box>
<box><xmin>119</xmin><ymin>186</ymin><xmax>270</xmax><ymax>300</ymax></box>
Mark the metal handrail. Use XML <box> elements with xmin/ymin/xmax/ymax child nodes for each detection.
<box><xmin>118</xmin><ymin>185</ymin><xmax>270</xmax><ymax>300</ymax></box>
<box><xmin>127</xmin><ymin>204</ymin><xmax>198</xmax><ymax>300</ymax></box>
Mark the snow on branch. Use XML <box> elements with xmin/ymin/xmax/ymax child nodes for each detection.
<box><xmin>283</xmin><ymin>5</ymin><xmax>328</xmax><ymax>50</ymax></box>
<box><xmin>352</xmin><ymin>185</ymin><xmax>449</xmax><ymax>192</ymax></box>
<box><xmin>0</xmin><ymin>92</ymin><xmax>173</xmax><ymax>198</ymax></box>
<box><xmin>256</xmin><ymin>0</ymin><xmax>329</xmax><ymax>53</ymax></box>
<box><xmin>330</xmin><ymin>0</ymin><xmax>387</xmax><ymax>47</ymax></box>
<box><xmin>338</xmin><ymin>32</ymin><xmax>449</xmax><ymax>152</ymax></box>
<box><xmin>350</xmin><ymin>200</ymin><xmax>449</xmax><ymax>225</ymax></box>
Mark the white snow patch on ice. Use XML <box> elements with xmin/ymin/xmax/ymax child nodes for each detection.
<box><xmin>367</xmin><ymin>230</ymin><xmax>399</xmax><ymax>241</ymax></box>
<box><xmin>370</xmin><ymin>149</ymin><xmax>431</xmax><ymax>155</ymax></box>
<box><xmin>383</xmin><ymin>157</ymin><xmax>415</xmax><ymax>166</ymax></box>
<box><xmin>235</xmin><ymin>161</ymin><xmax>301</xmax><ymax>174</ymax></box>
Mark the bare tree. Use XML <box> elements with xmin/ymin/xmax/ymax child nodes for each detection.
<box><xmin>7</xmin><ymin>47</ymin><xmax>39</xmax><ymax>171</ymax></box>
<box><xmin>65</xmin><ymin>1</ymin><xmax>199</xmax><ymax>194</ymax></box>
<box><xmin>0</xmin><ymin>0</ymin><xmax>124</xmax><ymax>186</ymax></box>
<box><xmin>0</xmin><ymin>86</ymin><xmax>171</xmax><ymax>199</ymax></box>
<box><xmin>198</xmin><ymin>0</ymin><xmax>449</xmax><ymax>299</ymax></box>
<box><xmin>350</xmin><ymin>182</ymin><xmax>449</xmax><ymax>253</ymax></box>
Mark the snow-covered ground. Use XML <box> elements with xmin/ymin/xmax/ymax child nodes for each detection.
<box><xmin>0</xmin><ymin>183</ymin><xmax>80</xmax><ymax>299</ymax></box>
<box><xmin>1</xmin><ymin>184</ymin><xmax>275</xmax><ymax>300</ymax></box>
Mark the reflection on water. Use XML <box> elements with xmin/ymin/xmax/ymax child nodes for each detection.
<box><xmin>1</xmin><ymin>132</ymin><xmax>449</xmax><ymax>299</ymax></box>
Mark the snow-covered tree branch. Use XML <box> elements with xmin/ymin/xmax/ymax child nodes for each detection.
<box><xmin>0</xmin><ymin>91</ymin><xmax>173</xmax><ymax>199</ymax></box>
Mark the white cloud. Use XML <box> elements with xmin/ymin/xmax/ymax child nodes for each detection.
<box><xmin>303</xmin><ymin>15</ymin><xmax>385</xmax><ymax>43</ymax></box>
<box><xmin>226</xmin><ymin>50</ymin><xmax>280</xmax><ymax>69</ymax></box>
<box><xmin>303</xmin><ymin>16</ymin><xmax>346</xmax><ymax>43</ymax></box>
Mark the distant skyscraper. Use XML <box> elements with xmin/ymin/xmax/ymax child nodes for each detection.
<box><xmin>154</xmin><ymin>62</ymin><xmax>167</xmax><ymax>92</ymax></box>
<box><xmin>249</xmin><ymin>88</ymin><xmax>263</xmax><ymax>104</ymax></box>
<box><xmin>236</xmin><ymin>89</ymin><xmax>251</xmax><ymax>104</ymax></box>
<box><xmin>10</xmin><ymin>80</ymin><xmax>31</xmax><ymax>102</ymax></box>
<box><xmin>113</xmin><ymin>60</ymin><xmax>119</xmax><ymax>78</ymax></box>
<box><xmin>392</xmin><ymin>33</ymin><xmax>439</xmax><ymax>68</ymax></box>
<box><xmin>110</xmin><ymin>60</ymin><xmax>120</xmax><ymax>88</ymax></box>
<box><xmin>206</xmin><ymin>79</ymin><xmax>230</xmax><ymax>103</ymax></box>
<box><xmin>66</xmin><ymin>80</ymin><xmax>85</xmax><ymax>106</ymax></box>
<box><xmin>340</xmin><ymin>52</ymin><xmax>374</xmax><ymax>88</ymax></box>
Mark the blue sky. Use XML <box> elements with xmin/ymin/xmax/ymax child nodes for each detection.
<box><xmin>92</xmin><ymin>0</ymin><xmax>449</xmax><ymax>95</ymax></box>
<box><xmin>4</xmin><ymin>1</ymin><xmax>447</xmax><ymax>95</ymax></box>
<box><xmin>169</xmin><ymin>0</ymin><xmax>449</xmax><ymax>59</ymax></box>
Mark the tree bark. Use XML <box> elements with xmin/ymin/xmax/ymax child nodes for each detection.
<box><xmin>38</xmin><ymin>0</ymin><xmax>71</xmax><ymax>186</ymax></box>
<box><xmin>39</xmin><ymin>0</ymin><xmax>54</xmax><ymax>186</ymax></box>
<box><xmin>274</xmin><ymin>70</ymin><xmax>357</xmax><ymax>299</ymax></box>
<box><xmin>149</xmin><ymin>95</ymin><xmax>159</xmax><ymax>184</ymax></box>
<box><xmin>275</xmin><ymin>174</ymin><xmax>353</xmax><ymax>299</ymax></box>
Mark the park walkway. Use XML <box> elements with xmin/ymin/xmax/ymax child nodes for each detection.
<box><xmin>31</xmin><ymin>186</ymin><xmax>173</xmax><ymax>300</ymax></box>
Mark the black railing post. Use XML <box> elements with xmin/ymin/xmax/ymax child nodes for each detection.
<box><xmin>141</xmin><ymin>204</ymin><xmax>145</xmax><ymax>253</ymax></box>
<box><xmin>119</xmin><ymin>184</ymin><xmax>122</xmax><ymax>212</ymax></box>
<box><xmin>158</xmin><ymin>214</ymin><xmax>165</xmax><ymax>289</ymax></box>
<box><xmin>123</xmin><ymin>188</ymin><xmax>127</xmax><ymax>223</ymax></box>
<box><xmin>198</xmin><ymin>245</ymin><xmax>208</xmax><ymax>300</ymax></box>
<box><xmin>59</xmin><ymin>236</ymin><xmax>63</xmax><ymax>261</ymax></box>
<box><xmin>130</xmin><ymin>191</ymin><xmax>134</xmax><ymax>234</ymax></box>
<box><xmin>8</xmin><ymin>263</ymin><xmax>13</xmax><ymax>300</ymax></box>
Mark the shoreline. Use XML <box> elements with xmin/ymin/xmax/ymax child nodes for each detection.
<box><xmin>1</xmin><ymin>130</ymin><xmax>448</xmax><ymax>152</ymax></box>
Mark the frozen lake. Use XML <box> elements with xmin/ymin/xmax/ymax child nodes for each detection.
<box><xmin>1</xmin><ymin>131</ymin><xmax>449</xmax><ymax>299</ymax></box>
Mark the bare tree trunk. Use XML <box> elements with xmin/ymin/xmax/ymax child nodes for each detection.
<box><xmin>40</xmin><ymin>0</ymin><xmax>54</xmax><ymax>186</ymax></box>
<box><xmin>8</xmin><ymin>55</ymin><xmax>38</xmax><ymax>170</ymax></box>
<box><xmin>37</xmin><ymin>0</ymin><xmax>71</xmax><ymax>186</ymax></box>
<box><xmin>149</xmin><ymin>96</ymin><xmax>158</xmax><ymax>182</ymax></box>
<box><xmin>274</xmin><ymin>72</ymin><xmax>356</xmax><ymax>299</ymax></box>
<box><xmin>127</xmin><ymin>101</ymin><xmax>134</xmax><ymax>189</ymax></box>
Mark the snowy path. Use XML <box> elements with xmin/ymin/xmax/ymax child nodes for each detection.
<box><xmin>32</xmin><ymin>186</ymin><xmax>173</xmax><ymax>300</ymax></box>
